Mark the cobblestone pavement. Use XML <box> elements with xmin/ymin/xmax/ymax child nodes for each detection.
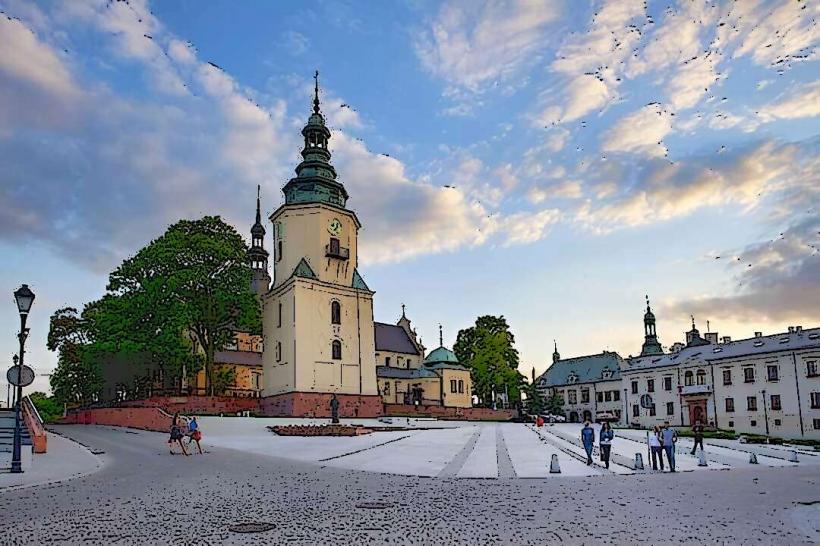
<box><xmin>0</xmin><ymin>425</ymin><xmax>817</xmax><ymax>545</ymax></box>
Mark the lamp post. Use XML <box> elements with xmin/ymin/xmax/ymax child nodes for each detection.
<box><xmin>11</xmin><ymin>284</ymin><xmax>35</xmax><ymax>474</ymax></box>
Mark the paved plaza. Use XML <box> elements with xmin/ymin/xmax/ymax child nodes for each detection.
<box><xmin>0</xmin><ymin>423</ymin><xmax>817</xmax><ymax>545</ymax></box>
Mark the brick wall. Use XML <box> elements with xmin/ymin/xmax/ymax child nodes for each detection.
<box><xmin>120</xmin><ymin>396</ymin><xmax>260</xmax><ymax>415</ymax></box>
<box><xmin>260</xmin><ymin>393</ymin><xmax>383</xmax><ymax>418</ymax></box>
<box><xmin>59</xmin><ymin>407</ymin><xmax>186</xmax><ymax>433</ymax></box>
<box><xmin>384</xmin><ymin>404</ymin><xmax>516</xmax><ymax>421</ymax></box>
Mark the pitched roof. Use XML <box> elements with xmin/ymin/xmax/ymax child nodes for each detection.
<box><xmin>376</xmin><ymin>366</ymin><xmax>438</xmax><ymax>379</ymax></box>
<box><xmin>623</xmin><ymin>327</ymin><xmax>820</xmax><ymax>372</ymax></box>
<box><xmin>374</xmin><ymin>322</ymin><xmax>420</xmax><ymax>355</ymax></box>
<box><xmin>292</xmin><ymin>258</ymin><xmax>317</xmax><ymax>279</ymax></box>
<box><xmin>352</xmin><ymin>268</ymin><xmax>371</xmax><ymax>291</ymax></box>
<box><xmin>537</xmin><ymin>351</ymin><xmax>623</xmax><ymax>387</ymax></box>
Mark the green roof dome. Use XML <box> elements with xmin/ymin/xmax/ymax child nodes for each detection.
<box><xmin>424</xmin><ymin>346</ymin><xmax>459</xmax><ymax>365</ymax></box>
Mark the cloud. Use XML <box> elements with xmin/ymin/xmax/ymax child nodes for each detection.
<box><xmin>576</xmin><ymin>139</ymin><xmax>811</xmax><ymax>232</ymax></box>
<box><xmin>496</xmin><ymin>208</ymin><xmax>561</xmax><ymax>246</ymax></box>
<box><xmin>415</xmin><ymin>0</ymin><xmax>560</xmax><ymax>93</ymax></box>
<box><xmin>758</xmin><ymin>80</ymin><xmax>820</xmax><ymax>122</ymax></box>
<box><xmin>602</xmin><ymin>104</ymin><xmax>673</xmax><ymax>158</ymax></box>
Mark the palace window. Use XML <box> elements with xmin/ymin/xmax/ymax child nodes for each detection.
<box><xmin>814</xmin><ymin>419</ymin><xmax>820</xmax><ymax>430</ymax></box>
<box><xmin>613</xmin><ymin>390</ymin><xmax>620</xmax><ymax>401</ymax></box>
<box><xmin>767</xmin><ymin>365</ymin><xmax>779</xmax><ymax>382</ymax></box>
<box><xmin>666</xmin><ymin>402</ymin><xmax>674</xmax><ymax>415</ymax></box>
<box><xmin>385</xmin><ymin>356</ymin><xmax>391</xmax><ymax>366</ymax></box>
<box><xmin>723</xmin><ymin>369</ymin><xmax>732</xmax><ymax>385</ymax></box>
<box><xmin>647</xmin><ymin>379</ymin><xmax>655</xmax><ymax>393</ymax></box>
<box><xmin>332</xmin><ymin>340</ymin><xmax>342</xmax><ymax>360</ymax></box>
<box><xmin>581</xmin><ymin>389</ymin><xmax>590</xmax><ymax>403</ymax></box>
<box><xmin>331</xmin><ymin>301</ymin><xmax>341</xmax><ymax>325</ymax></box>
<box><xmin>649</xmin><ymin>404</ymin><xmax>656</xmax><ymax>417</ymax></box>
<box><xmin>567</xmin><ymin>372</ymin><xmax>578</xmax><ymax>384</ymax></box>
<box><xmin>633</xmin><ymin>404</ymin><xmax>639</xmax><ymax>417</ymax></box>
<box><xmin>450</xmin><ymin>380</ymin><xmax>457</xmax><ymax>393</ymax></box>
<box><xmin>770</xmin><ymin>395</ymin><xmax>781</xmax><ymax>411</ymax></box>
<box><xmin>329</xmin><ymin>237</ymin><xmax>341</xmax><ymax>255</ymax></box>
<box><xmin>728</xmin><ymin>420</ymin><xmax>734</xmax><ymax>428</ymax></box>
<box><xmin>276</xmin><ymin>240</ymin><xmax>283</xmax><ymax>262</ymax></box>
<box><xmin>458</xmin><ymin>380</ymin><xmax>464</xmax><ymax>394</ymax></box>
<box><xmin>725</xmin><ymin>398</ymin><xmax>734</xmax><ymax>412</ymax></box>
<box><xmin>276</xmin><ymin>342</ymin><xmax>281</xmax><ymax>362</ymax></box>
<box><xmin>407</xmin><ymin>360</ymin><xmax>412</xmax><ymax>368</ymax></box>
<box><xmin>696</xmin><ymin>369</ymin><xmax>706</xmax><ymax>385</ymax></box>
<box><xmin>751</xmin><ymin>420</ymin><xmax>757</xmax><ymax>427</ymax></box>
<box><xmin>604</xmin><ymin>391</ymin><xmax>612</xmax><ymax>402</ymax></box>
<box><xmin>746</xmin><ymin>396</ymin><xmax>757</xmax><ymax>411</ymax></box>
<box><xmin>602</xmin><ymin>368</ymin><xmax>612</xmax><ymax>379</ymax></box>
<box><xmin>684</xmin><ymin>371</ymin><xmax>694</xmax><ymax>386</ymax></box>
<box><xmin>384</xmin><ymin>383</ymin><xmax>390</xmax><ymax>395</ymax></box>
<box><xmin>597</xmin><ymin>392</ymin><xmax>603</xmax><ymax>403</ymax></box>
<box><xmin>743</xmin><ymin>367</ymin><xmax>755</xmax><ymax>383</ymax></box>
<box><xmin>663</xmin><ymin>377</ymin><xmax>672</xmax><ymax>391</ymax></box>
<box><xmin>631</xmin><ymin>381</ymin><xmax>638</xmax><ymax>394</ymax></box>
<box><xmin>811</xmin><ymin>392</ymin><xmax>820</xmax><ymax>409</ymax></box>
<box><xmin>568</xmin><ymin>390</ymin><xmax>577</xmax><ymax>404</ymax></box>
<box><xmin>806</xmin><ymin>361</ymin><xmax>818</xmax><ymax>377</ymax></box>
<box><xmin>774</xmin><ymin>419</ymin><xmax>781</xmax><ymax>426</ymax></box>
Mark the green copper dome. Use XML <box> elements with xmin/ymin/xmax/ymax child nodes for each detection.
<box><xmin>282</xmin><ymin>71</ymin><xmax>348</xmax><ymax>208</ymax></box>
<box><xmin>424</xmin><ymin>346</ymin><xmax>459</xmax><ymax>365</ymax></box>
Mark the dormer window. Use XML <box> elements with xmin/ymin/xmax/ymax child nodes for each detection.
<box><xmin>602</xmin><ymin>368</ymin><xmax>612</xmax><ymax>379</ymax></box>
<box><xmin>567</xmin><ymin>372</ymin><xmax>578</xmax><ymax>384</ymax></box>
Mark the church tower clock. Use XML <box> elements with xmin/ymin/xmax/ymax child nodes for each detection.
<box><xmin>260</xmin><ymin>73</ymin><xmax>379</xmax><ymax>417</ymax></box>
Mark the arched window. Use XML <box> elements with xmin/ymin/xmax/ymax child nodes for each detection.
<box><xmin>331</xmin><ymin>301</ymin><xmax>341</xmax><ymax>324</ymax></box>
<box><xmin>685</xmin><ymin>370</ymin><xmax>694</xmax><ymax>386</ymax></box>
<box><xmin>331</xmin><ymin>340</ymin><xmax>342</xmax><ymax>360</ymax></box>
<box><xmin>696</xmin><ymin>369</ymin><xmax>706</xmax><ymax>385</ymax></box>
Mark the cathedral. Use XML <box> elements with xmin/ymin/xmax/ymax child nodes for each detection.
<box><xmin>245</xmin><ymin>74</ymin><xmax>471</xmax><ymax>417</ymax></box>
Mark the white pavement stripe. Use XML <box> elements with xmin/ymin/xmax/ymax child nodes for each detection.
<box><xmin>503</xmin><ymin>424</ymin><xmax>600</xmax><ymax>477</ymax></box>
<box><xmin>457</xmin><ymin>424</ymin><xmax>498</xmax><ymax>478</ymax></box>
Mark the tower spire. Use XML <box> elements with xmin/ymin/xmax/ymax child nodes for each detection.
<box><xmin>439</xmin><ymin>324</ymin><xmax>443</xmax><ymax>347</ymax></box>
<box><xmin>646</xmin><ymin>294</ymin><xmax>651</xmax><ymax>312</ymax></box>
<box><xmin>313</xmin><ymin>70</ymin><xmax>320</xmax><ymax>114</ymax></box>
<box><xmin>640</xmin><ymin>294</ymin><xmax>663</xmax><ymax>356</ymax></box>
<box><xmin>255</xmin><ymin>184</ymin><xmax>262</xmax><ymax>225</ymax></box>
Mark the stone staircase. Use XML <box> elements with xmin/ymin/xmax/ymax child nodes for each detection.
<box><xmin>0</xmin><ymin>409</ymin><xmax>33</xmax><ymax>472</ymax></box>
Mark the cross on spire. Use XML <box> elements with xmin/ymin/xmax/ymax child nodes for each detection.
<box><xmin>645</xmin><ymin>294</ymin><xmax>651</xmax><ymax>311</ymax></box>
<box><xmin>313</xmin><ymin>70</ymin><xmax>320</xmax><ymax>114</ymax></box>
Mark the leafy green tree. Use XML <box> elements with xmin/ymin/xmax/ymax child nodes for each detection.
<box><xmin>524</xmin><ymin>383</ymin><xmax>545</xmax><ymax>415</ymax></box>
<box><xmin>28</xmin><ymin>392</ymin><xmax>63</xmax><ymax>423</ymax></box>
<box><xmin>106</xmin><ymin>216</ymin><xmax>261</xmax><ymax>395</ymax></box>
<box><xmin>545</xmin><ymin>393</ymin><xmax>565</xmax><ymax>417</ymax></box>
<box><xmin>46</xmin><ymin>307</ymin><xmax>103</xmax><ymax>406</ymax></box>
<box><xmin>454</xmin><ymin>316</ymin><xmax>526</xmax><ymax>407</ymax></box>
<box><xmin>212</xmin><ymin>367</ymin><xmax>236</xmax><ymax>396</ymax></box>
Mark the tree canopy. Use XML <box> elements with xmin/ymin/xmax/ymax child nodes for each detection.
<box><xmin>47</xmin><ymin>216</ymin><xmax>261</xmax><ymax>403</ymax></box>
<box><xmin>453</xmin><ymin>315</ymin><xmax>526</xmax><ymax>408</ymax></box>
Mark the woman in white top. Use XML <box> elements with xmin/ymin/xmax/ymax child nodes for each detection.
<box><xmin>648</xmin><ymin>425</ymin><xmax>664</xmax><ymax>471</ymax></box>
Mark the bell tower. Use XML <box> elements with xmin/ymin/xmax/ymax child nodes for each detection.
<box><xmin>640</xmin><ymin>295</ymin><xmax>663</xmax><ymax>356</ymax></box>
<box><xmin>261</xmin><ymin>72</ymin><xmax>379</xmax><ymax>417</ymax></box>
<box><xmin>248</xmin><ymin>185</ymin><xmax>271</xmax><ymax>297</ymax></box>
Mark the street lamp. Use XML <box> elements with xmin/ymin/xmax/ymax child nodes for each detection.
<box><xmin>11</xmin><ymin>284</ymin><xmax>35</xmax><ymax>473</ymax></box>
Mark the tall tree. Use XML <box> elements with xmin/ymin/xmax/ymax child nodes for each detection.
<box><xmin>106</xmin><ymin>216</ymin><xmax>260</xmax><ymax>395</ymax></box>
<box><xmin>524</xmin><ymin>382</ymin><xmax>546</xmax><ymax>415</ymax></box>
<box><xmin>454</xmin><ymin>316</ymin><xmax>526</xmax><ymax>407</ymax></box>
<box><xmin>47</xmin><ymin>307</ymin><xmax>103</xmax><ymax>405</ymax></box>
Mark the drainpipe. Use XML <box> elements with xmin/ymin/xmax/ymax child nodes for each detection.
<box><xmin>791</xmin><ymin>351</ymin><xmax>805</xmax><ymax>437</ymax></box>
<box><xmin>761</xmin><ymin>388</ymin><xmax>770</xmax><ymax>438</ymax></box>
<box><xmin>709</xmin><ymin>361</ymin><xmax>718</xmax><ymax>428</ymax></box>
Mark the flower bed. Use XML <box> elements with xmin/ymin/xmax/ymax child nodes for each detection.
<box><xmin>269</xmin><ymin>424</ymin><xmax>373</xmax><ymax>436</ymax></box>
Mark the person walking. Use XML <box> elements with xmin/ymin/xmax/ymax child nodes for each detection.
<box><xmin>691</xmin><ymin>419</ymin><xmax>705</xmax><ymax>456</ymax></box>
<box><xmin>581</xmin><ymin>421</ymin><xmax>595</xmax><ymax>465</ymax></box>
<box><xmin>168</xmin><ymin>412</ymin><xmax>189</xmax><ymax>456</ymax></box>
<box><xmin>185</xmin><ymin>417</ymin><xmax>203</xmax><ymax>454</ymax></box>
<box><xmin>661</xmin><ymin>421</ymin><xmax>677</xmax><ymax>472</ymax></box>
<box><xmin>599</xmin><ymin>421</ymin><xmax>614</xmax><ymax>469</ymax></box>
<box><xmin>649</xmin><ymin>425</ymin><xmax>664</xmax><ymax>471</ymax></box>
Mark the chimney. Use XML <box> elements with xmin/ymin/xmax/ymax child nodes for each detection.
<box><xmin>788</xmin><ymin>326</ymin><xmax>795</xmax><ymax>333</ymax></box>
<box><xmin>754</xmin><ymin>332</ymin><xmax>762</xmax><ymax>338</ymax></box>
<box><xmin>705</xmin><ymin>332</ymin><xmax>718</xmax><ymax>344</ymax></box>
<box><xmin>721</xmin><ymin>336</ymin><xmax>732</xmax><ymax>344</ymax></box>
<box><xmin>796</xmin><ymin>326</ymin><xmax>803</xmax><ymax>334</ymax></box>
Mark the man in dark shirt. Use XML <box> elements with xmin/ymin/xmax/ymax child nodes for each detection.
<box><xmin>691</xmin><ymin>420</ymin><xmax>705</xmax><ymax>455</ymax></box>
<box><xmin>580</xmin><ymin>422</ymin><xmax>595</xmax><ymax>465</ymax></box>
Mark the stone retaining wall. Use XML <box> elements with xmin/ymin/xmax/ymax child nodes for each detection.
<box><xmin>384</xmin><ymin>404</ymin><xmax>516</xmax><ymax>421</ymax></box>
<box><xmin>120</xmin><ymin>396</ymin><xmax>260</xmax><ymax>415</ymax></box>
<box><xmin>260</xmin><ymin>393</ymin><xmax>382</xmax><ymax>418</ymax></box>
<box><xmin>59</xmin><ymin>407</ymin><xmax>187</xmax><ymax>433</ymax></box>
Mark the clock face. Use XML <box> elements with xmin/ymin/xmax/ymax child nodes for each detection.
<box><xmin>328</xmin><ymin>218</ymin><xmax>342</xmax><ymax>236</ymax></box>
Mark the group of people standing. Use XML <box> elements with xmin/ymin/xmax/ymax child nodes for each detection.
<box><xmin>581</xmin><ymin>420</ymin><xmax>690</xmax><ymax>472</ymax></box>
<box><xmin>647</xmin><ymin>422</ymin><xmax>679</xmax><ymax>471</ymax></box>
<box><xmin>168</xmin><ymin>412</ymin><xmax>204</xmax><ymax>456</ymax></box>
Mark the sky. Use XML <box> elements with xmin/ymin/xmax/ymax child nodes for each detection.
<box><xmin>0</xmin><ymin>0</ymin><xmax>818</xmax><ymax>396</ymax></box>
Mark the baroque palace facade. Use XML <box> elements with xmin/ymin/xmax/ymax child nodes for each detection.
<box><xmin>218</xmin><ymin>76</ymin><xmax>472</xmax><ymax>417</ymax></box>
<box><xmin>536</xmin><ymin>298</ymin><xmax>820</xmax><ymax>440</ymax></box>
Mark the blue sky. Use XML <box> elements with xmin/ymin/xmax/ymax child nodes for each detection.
<box><xmin>1</xmin><ymin>0</ymin><xmax>818</xmax><ymax>395</ymax></box>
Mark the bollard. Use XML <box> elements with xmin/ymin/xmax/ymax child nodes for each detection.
<box><xmin>634</xmin><ymin>452</ymin><xmax>644</xmax><ymax>470</ymax></box>
<box><xmin>549</xmin><ymin>453</ymin><xmax>561</xmax><ymax>474</ymax></box>
<box><xmin>697</xmin><ymin>448</ymin><xmax>708</xmax><ymax>467</ymax></box>
<box><xmin>749</xmin><ymin>452</ymin><xmax>758</xmax><ymax>464</ymax></box>
<box><xmin>788</xmin><ymin>450</ymin><xmax>798</xmax><ymax>463</ymax></box>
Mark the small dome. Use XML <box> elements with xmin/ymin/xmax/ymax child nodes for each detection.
<box><xmin>644</xmin><ymin>309</ymin><xmax>656</xmax><ymax>321</ymax></box>
<box><xmin>424</xmin><ymin>346</ymin><xmax>459</xmax><ymax>365</ymax></box>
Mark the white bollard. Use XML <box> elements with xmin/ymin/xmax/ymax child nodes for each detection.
<box><xmin>789</xmin><ymin>450</ymin><xmax>799</xmax><ymax>463</ymax></box>
<box><xmin>749</xmin><ymin>452</ymin><xmax>758</xmax><ymax>464</ymax></box>
<box><xmin>549</xmin><ymin>453</ymin><xmax>561</xmax><ymax>474</ymax></box>
<box><xmin>697</xmin><ymin>448</ymin><xmax>708</xmax><ymax>467</ymax></box>
<box><xmin>634</xmin><ymin>453</ymin><xmax>644</xmax><ymax>470</ymax></box>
